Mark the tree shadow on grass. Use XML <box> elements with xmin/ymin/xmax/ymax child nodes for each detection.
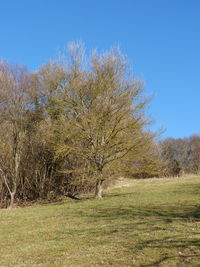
<box><xmin>137</xmin><ymin>235</ymin><xmax>200</xmax><ymax>266</ymax></box>
<box><xmin>81</xmin><ymin>203</ymin><xmax>200</xmax><ymax>265</ymax></box>
<box><xmin>141</xmin><ymin>253</ymin><xmax>200</xmax><ymax>267</ymax></box>
<box><xmin>85</xmin><ymin>203</ymin><xmax>200</xmax><ymax>222</ymax></box>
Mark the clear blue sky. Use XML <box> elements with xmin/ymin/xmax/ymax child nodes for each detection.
<box><xmin>0</xmin><ymin>0</ymin><xmax>199</xmax><ymax>139</ymax></box>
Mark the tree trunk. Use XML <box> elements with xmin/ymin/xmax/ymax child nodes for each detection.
<box><xmin>1</xmin><ymin>172</ymin><xmax>16</xmax><ymax>209</ymax></box>
<box><xmin>95</xmin><ymin>179</ymin><xmax>103</xmax><ymax>199</ymax></box>
<box><xmin>9</xmin><ymin>192</ymin><xmax>15</xmax><ymax>209</ymax></box>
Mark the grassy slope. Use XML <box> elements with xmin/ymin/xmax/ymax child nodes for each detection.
<box><xmin>0</xmin><ymin>176</ymin><xmax>200</xmax><ymax>267</ymax></box>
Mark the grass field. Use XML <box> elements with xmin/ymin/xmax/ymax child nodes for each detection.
<box><xmin>0</xmin><ymin>176</ymin><xmax>200</xmax><ymax>267</ymax></box>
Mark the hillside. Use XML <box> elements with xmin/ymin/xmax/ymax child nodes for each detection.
<box><xmin>0</xmin><ymin>176</ymin><xmax>200</xmax><ymax>266</ymax></box>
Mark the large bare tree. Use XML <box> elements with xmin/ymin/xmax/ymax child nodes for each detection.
<box><xmin>41</xmin><ymin>44</ymin><xmax>150</xmax><ymax>199</ymax></box>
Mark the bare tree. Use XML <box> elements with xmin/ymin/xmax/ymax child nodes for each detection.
<box><xmin>44</xmin><ymin>44</ymin><xmax>150</xmax><ymax>199</ymax></box>
<box><xmin>0</xmin><ymin>62</ymin><xmax>32</xmax><ymax>207</ymax></box>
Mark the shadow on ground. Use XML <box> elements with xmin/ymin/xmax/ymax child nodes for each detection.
<box><xmin>79</xmin><ymin>201</ymin><xmax>200</xmax><ymax>266</ymax></box>
<box><xmin>85</xmin><ymin>203</ymin><xmax>200</xmax><ymax>222</ymax></box>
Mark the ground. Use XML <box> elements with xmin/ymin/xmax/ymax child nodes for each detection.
<box><xmin>0</xmin><ymin>175</ymin><xmax>200</xmax><ymax>266</ymax></box>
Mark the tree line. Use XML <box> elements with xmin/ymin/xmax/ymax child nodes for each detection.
<box><xmin>0</xmin><ymin>43</ymin><xmax>199</xmax><ymax>208</ymax></box>
<box><xmin>159</xmin><ymin>135</ymin><xmax>200</xmax><ymax>176</ymax></box>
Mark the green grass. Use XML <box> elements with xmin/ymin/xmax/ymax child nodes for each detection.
<box><xmin>0</xmin><ymin>176</ymin><xmax>200</xmax><ymax>266</ymax></box>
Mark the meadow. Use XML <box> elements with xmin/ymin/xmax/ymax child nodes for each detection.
<box><xmin>0</xmin><ymin>175</ymin><xmax>200</xmax><ymax>266</ymax></box>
